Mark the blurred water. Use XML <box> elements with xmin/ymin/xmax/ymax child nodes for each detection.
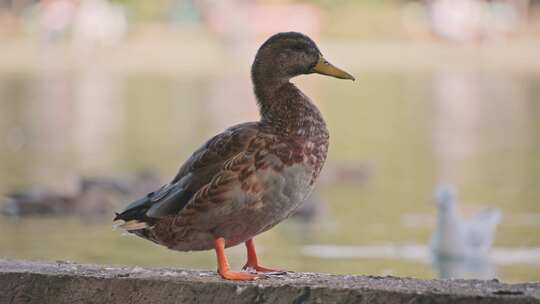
<box><xmin>0</xmin><ymin>67</ymin><xmax>539</xmax><ymax>282</ymax></box>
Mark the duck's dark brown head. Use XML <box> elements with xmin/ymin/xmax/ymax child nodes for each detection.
<box><xmin>251</xmin><ymin>32</ymin><xmax>354</xmax><ymax>97</ymax></box>
<box><xmin>252</xmin><ymin>32</ymin><xmax>354</xmax><ymax>137</ymax></box>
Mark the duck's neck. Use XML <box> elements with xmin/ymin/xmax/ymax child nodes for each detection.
<box><xmin>253</xmin><ymin>79</ymin><xmax>328</xmax><ymax>139</ymax></box>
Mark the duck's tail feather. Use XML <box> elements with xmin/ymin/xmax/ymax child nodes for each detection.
<box><xmin>113</xmin><ymin>195</ymin><xmax>156</xmax><ymax>230</ymax></box>
<box><xmin>113</xmin><ymin>181</ymin><xmax>194</xmax><ymax>231</ymax></box>
<box><xmin>117</xmin><ymin>219</ymin><xmax>150</xmax><ymax>231</ymax></box>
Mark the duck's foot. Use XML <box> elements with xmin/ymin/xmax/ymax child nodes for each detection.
<box><xmin>218</xmin><ymin>269</ymin><xmax>263</xmax><ymax>281</ymax></box>
<box><xmin>242</xmin><ymin>238</ymin><xmax>288</xmax><ymax>275</ymax></box>
<box><xmin>242</xmin><ymin>264</ymin><xmax>288</xmax><ymax>275</ymax></box>
<box><xmin>214</xmin><ymin>237</ymin><xmax>266</xmax><ymax>281</ymax></box>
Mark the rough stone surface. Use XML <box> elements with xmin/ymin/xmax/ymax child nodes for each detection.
<box><xmin>0</xmin><ymin>259</ymin><xmax>539</xmax><ymax>304</ymax></box>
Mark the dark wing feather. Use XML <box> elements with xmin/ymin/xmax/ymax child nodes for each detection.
<box><xmin>114</xmin><ymin>122</ymin><xmax>262</xmax><ymax>226</ymax></box>
<box><xmin>113</xmin><ymin>181</ymin><xmax>194</xmax><ymax>224</ymax></box>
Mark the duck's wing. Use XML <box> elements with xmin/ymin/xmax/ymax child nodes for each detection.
<box><xmin>465</xmin><ymin>207</ymin><xmax>502</xmax><ymax>255</ymax></box>
<box><xmin>114</xmin><ymin>122</ymin><xmax>264</xmax><ymax>229</ymax></box>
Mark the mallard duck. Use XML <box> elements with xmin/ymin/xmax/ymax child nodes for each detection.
<box><xmin>114</xmin><ymin>32</ymin><xmax>354</xmax><ymax>280</ymax></box>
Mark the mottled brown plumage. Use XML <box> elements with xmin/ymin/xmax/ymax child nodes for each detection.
<box><xmin>114</xmin><ymin>32</ymin><xmax>354</xmax><ymax>280</ymax></box>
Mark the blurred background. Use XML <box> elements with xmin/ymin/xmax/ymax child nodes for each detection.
<box><xmin>0</xmin><ymin>0</ymin><xmax>539</xmax><ymax>283</ymax></box>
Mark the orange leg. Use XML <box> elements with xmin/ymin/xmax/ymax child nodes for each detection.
<box><xmin>214</xmin><ymin>237</ymin><xmax>259</xmax><ymax>281</ymax></box>
<box><xmin>242</xmin><ymin>238</ymin><xmax>285</xmax><ymax>273</ymax></box>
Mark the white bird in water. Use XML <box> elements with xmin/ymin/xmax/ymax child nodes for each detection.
<box><xmin>431</xmin><ymin>184</ymin><xmax>502</xmax><ymax>259</ymax></box>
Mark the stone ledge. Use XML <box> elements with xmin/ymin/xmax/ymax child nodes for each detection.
<box><xmin>1</xmin><ymin>259</ymin><xmax>539</xmax><ymax>304</ymax></box>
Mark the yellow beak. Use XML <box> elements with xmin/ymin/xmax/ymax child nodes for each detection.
<box><xmin>311</xmin><ymin>56</ymin><xmax>355</xmax><ymax>81</ymax></box>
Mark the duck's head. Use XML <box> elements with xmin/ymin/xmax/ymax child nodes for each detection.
<box><xmin>251</xmin><ymin>32</ymin><xmax>354</xmax><ymax>89</ymax></box>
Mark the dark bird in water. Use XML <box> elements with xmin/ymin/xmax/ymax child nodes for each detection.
<box><xmin>114</xmin><ymin>32</ymin><xmax>354</xmax><ymax>280</ymax></box>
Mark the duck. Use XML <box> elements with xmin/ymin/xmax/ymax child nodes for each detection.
<box><xmin>431</xmin><ymin>183</ymin><xmax>502</xmax><ymax>259</ymax></box>
<box><xmin>1</xmin><ymin>172</ymin><xmax>161</xmax><ymax>218</ymax></box>
<box><xmin>1</xmin><ymin>188</ymin><xmax>75</xmax><ymax>217</ymax></box>
<box><xmin>113</xmin><ymin>32</ymin><xmax>354</xmax><ymax>281</ymax></box>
